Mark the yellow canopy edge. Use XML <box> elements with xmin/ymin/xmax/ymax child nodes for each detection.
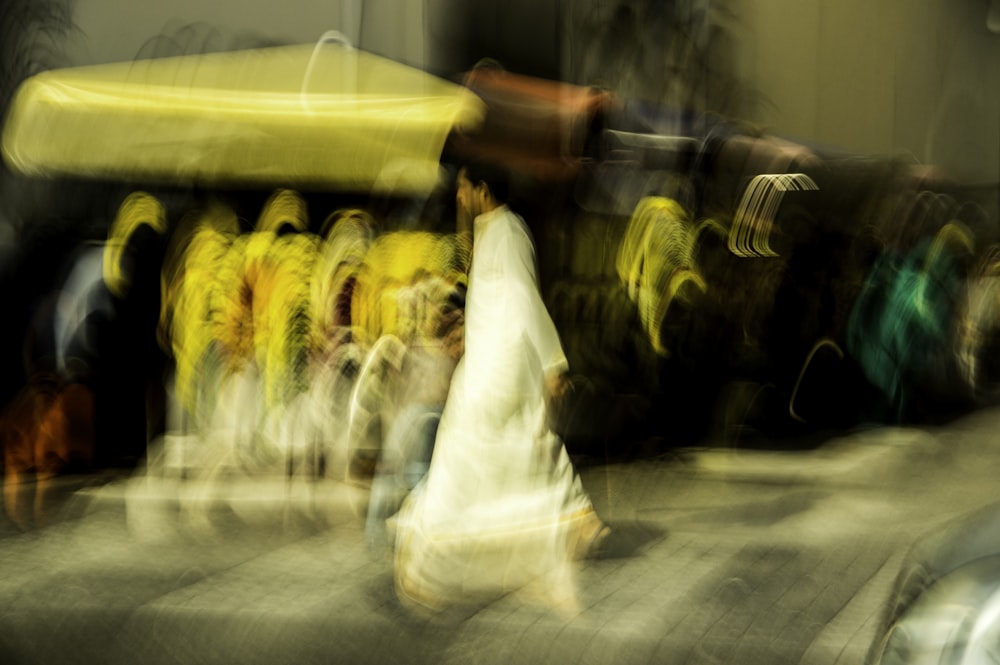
<box><xmin>1</xmin><ymin>43</ymin><xmax>485</xmax><ymax>193</ymax></box>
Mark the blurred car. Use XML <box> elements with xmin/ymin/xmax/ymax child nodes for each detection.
<box><xmin>868</xmin><ymin>500</ymin><xmax>1000</xmax><ymax>664</ymax></box>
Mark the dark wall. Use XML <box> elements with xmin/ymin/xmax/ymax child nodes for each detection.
<box><xmin>419</xmin><ymin>0</ymin><xmax>561</xmax><ymax>78</ymax></box>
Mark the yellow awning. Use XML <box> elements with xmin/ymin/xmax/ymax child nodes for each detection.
<box><xmin>1</xmin><ymin>43</ymin><xmax>485</xmax><ymax>193</ymax></box>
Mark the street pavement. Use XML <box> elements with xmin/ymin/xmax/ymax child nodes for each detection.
<box><xmin>4</xmin><ymin>407</ymin><xmax>1000</xmax><ymax>665</ymax></box>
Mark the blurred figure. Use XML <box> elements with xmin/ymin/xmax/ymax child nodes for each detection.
<box><xmin>307</xmin><ymin>209</ymin><xmax>376</xmax><ymax>480</ymax></box>
<box><xmin>344</xmin><ymin>227</ymin><xmax>468</xmax><ymax>489</ymax></box>
<box><xmin>2</xmin><ymin>370</ymin><xmax>94</xmax><ymax>530</ymax></box>
<box><xmin>362</xmin><ymin>278</ymin><xmax>465</xmax><ymax>550</ymax></box>
<box><xmin>93</xmin><ymin>192</ymin><xmax>170</xmax><ymax>466</ymax></box>
<box><xmin>3</xmin><ymin>191</ymin><xmax>164</xmax><ymax>528</ymax></box>
<box><xmin>393</xmin><ymin>162</ymin><xmax>608</xmax><ymax>616</ymax></box>
<box><xmin>161</xmin><ymin>190</ymin><xmax>317</xmax><ymax>473</ymax></box>
<box><xmin>847</xmin><ymin>214</ymin><xmax>972</xmax><ymax>422</ymax></box>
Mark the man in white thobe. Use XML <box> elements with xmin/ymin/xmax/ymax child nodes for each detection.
<box><xmin>393</xmin><ymin>164</ymin><xmax>607</xmax><ymax>615</ymax></box>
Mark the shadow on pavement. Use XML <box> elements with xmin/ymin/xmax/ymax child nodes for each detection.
<box><xmin>594</xmin><ymin>521</ymin><xmax>667</xmax><ymax>559</ymax></box>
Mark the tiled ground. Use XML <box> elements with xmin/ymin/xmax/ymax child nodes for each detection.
<box><xmin>4</xmin><ymin>411</ymin><xmax>1000</xmax><ymax>664</ymax></box>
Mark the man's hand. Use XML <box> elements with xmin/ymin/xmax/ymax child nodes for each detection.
<box><xmin>544</xmin><ymin>370</ymin><xmax>572</xmax><ymax>433</ymax></box>
<box><xmin>441</xmin><ymin>309</ymin><xmax>465</xmax><ymax>360</ymax></box>
<box><xmin>545</xmin><ymin>370</ymin><xmax>571</xmax><ymax>402</ymax></box>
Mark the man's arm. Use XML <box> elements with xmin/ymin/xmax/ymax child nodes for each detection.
<box><xmin>501</xmin><ymin>223</ymin><xmax>569</xmax><ymax>378</ymax></box>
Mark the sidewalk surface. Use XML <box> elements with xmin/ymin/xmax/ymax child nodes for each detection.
<box><xmin>3</xmin><ymin>409</ymin><xmax>1000</xmax><ymax>665</ymax></box>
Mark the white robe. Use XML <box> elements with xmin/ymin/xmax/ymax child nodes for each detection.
<box><xmin>394</xmin><ymin>205</ymin><xmax>595</xmax><ymax>612</ymax></box>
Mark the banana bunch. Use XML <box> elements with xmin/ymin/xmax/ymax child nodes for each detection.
<box><xmin>256</xmin><ymin>232</ymin><xmax>320</xmax><ymax>411</ymax></box>
<box><xmin>102</xmin><ymin>191</ymin><xmax>168</xmax><ymax>298</ymax></box>
<box><xmin>242</xmin><ymin>190</ymin><xmax>319</xmax><ymax>411</ymax></box>
<box><xmin>350</xmin><ymin>230</ymin><xmax>466</xmax><ymax>348</ymax></box>
<box><xmin>158</xmin><ymin>186</ymin><xmax>469</xmax><ymax>441</ymax></box>
<box><xmin>617</xmin><ymin>197</ymin><xmax>716</xmax><ymax>355</ymax></box>
<box><xmin>163</xmin><ymin>203</ymin><xmax>241</xmax><ymax>420</ymax></box>
<box><xmin>312</xmin><ymin>209</ymin><xmax>376</xmax><ymax>359</ymax></box>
